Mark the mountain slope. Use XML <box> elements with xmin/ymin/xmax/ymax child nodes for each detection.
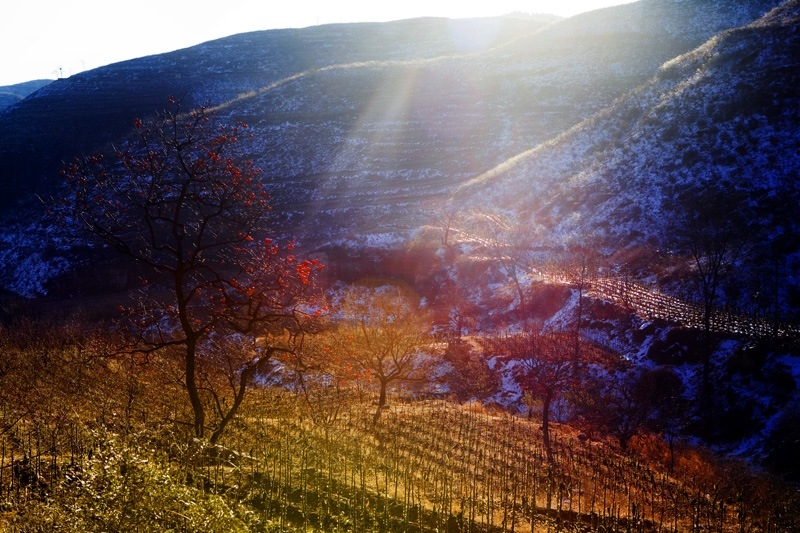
<box><xmin>455</xmin><ymin>0</ymin><xmax>800</xmax><ymax>310</ymax></box>
<box><xmin>0</xmin><ymin>16</ymin><xmax>550</xmax><ymax>210</ymax></box>
<box><xmin>0</xmin><ymin>0</ymin><xmax>796</xmax><ymax>485</ymax></box>
<box><xmin>204</xmin><ymin>0</ymin><xmax>786</xmax><ymax>245</ymax></box>
<box><xmin>0</xmin><ymin>0</ymin><xmax>790</xmax><ymax>297</ymax></box>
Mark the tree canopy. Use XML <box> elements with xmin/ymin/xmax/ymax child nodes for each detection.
<box><xmin>61</xmin><ymin>99</ymin><xmax>324</xmax><ymax>442</ymax></box>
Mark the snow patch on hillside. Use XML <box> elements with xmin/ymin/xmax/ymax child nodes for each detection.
<box><xmin>0</xmin><ymin>217</ymin><xmax>76</xmax><ymax>298</ymax></box>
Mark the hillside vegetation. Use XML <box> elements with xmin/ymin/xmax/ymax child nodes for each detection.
<box><xmin>1</xmin><ymin>318</ymin><xmax>797</xmax><ymax>531</ymax></box>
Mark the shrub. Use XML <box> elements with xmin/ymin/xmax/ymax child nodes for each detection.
<box><xmin>5</xmin><ymin>431</ymin><xmax>249</xmax><ymax>532</ymax></box>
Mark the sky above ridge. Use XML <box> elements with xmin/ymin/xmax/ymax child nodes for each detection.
<box><xmin>0</xmin><ymin>0</ymin><xmax>635</xmax><ymax>86</ymax></box>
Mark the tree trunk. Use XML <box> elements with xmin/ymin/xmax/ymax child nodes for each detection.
<box><xmin>507</xmin><ymin>263</ymin><xmax>525</xmax><ymax>311</ymax></box>
<box><xmin>700</xmin><ymin>305</ymin><xmax>714</xmax><ymax>426</ymax></box>
<box><xmin>542</xmin><ymin>393</ymin><xmax>553</xmax><ymax>465</ymax></box>
<box><xmin>185</xmin><ymin>337</ymin><xmax>205</xmax><ymax>439</ymax></box>
<box><xmin>210</xmin><ymin>368</ymin><xmax>253</xmax><ymax>445</ymax></box>
<box><xmin>373</xmin><ymin>380</ymin><xmax>388</xmax><ymax>425</ymax></box>
<box><xmin>618</xmin><ymin>432</ymin><xmax>632</xmax><ymax>453</ymax></box>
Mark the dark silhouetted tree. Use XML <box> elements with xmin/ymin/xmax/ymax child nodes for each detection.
<box><xmin>605</xmin><ymin>367</ymin><xmax>687</xmax><ymax>452</ymax></box>
<box><xmin>672</xmin><ymin>184</ymin><xmax>746</xmax><ymax>419</ymax></box>
<box><xmin>442</xmin><ymin>338</ymin><xmax>499</xmax><ymax>403</ymax></box>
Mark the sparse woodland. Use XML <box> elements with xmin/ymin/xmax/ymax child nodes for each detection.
<box><xmin>1</xmin><ymin>105</ymin><xmax>798</xmax><ymax>531</ymax></box>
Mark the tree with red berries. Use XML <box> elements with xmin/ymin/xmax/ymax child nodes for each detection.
<box><xmin>62</xmin><ymin>99</ymin><xmax>323</xmax><ymax>443</ymax></box>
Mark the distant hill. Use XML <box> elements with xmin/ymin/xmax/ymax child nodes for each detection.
<box><xmin>0</xmin><ymin>16</ymin><xmax>550</xmax><ymax>209</ymax></box>
<box><xmin>0</xmin><ymin>1</ymin><xmax>782</xmax><ymax>211</ymax></box>
<box><xmin>0</xmin><ymin>79</ymin><xmax>52</xmax><ymax>111</ymax></box>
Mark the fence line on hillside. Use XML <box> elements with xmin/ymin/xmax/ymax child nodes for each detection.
<box><xmin>583</xmin><ymin>276</ymin><xmax>799</xmax><ymax>340</ymax></box>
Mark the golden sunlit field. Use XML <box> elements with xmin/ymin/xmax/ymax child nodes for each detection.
<box><xmin>1</xmin><ymin>317</ymin><xmax>797</xmax><ymax>532</ymax></box>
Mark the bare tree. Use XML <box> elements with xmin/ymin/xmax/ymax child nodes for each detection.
<box><xmin>432</xmin><ymin>198</ymin><xmax>461</xmax><ymax>250</ymax></box>
<box><xmin>485</xmin><ymin>330</ymin><xmax>582</xmax><ymax>463</ymax></box>
<box><xmin>328</xmin><ymin>285</ymin><xmax>435</xmax><ymax>424</ymax></box>
<box><xmin>442</xmin><ymin>338</ymin><xmax>499</xmax><ymax>403</ymax></box>
<box><xmin>579</xmin><ymin>367</ymin><xmax>687</xmax><ymax>453</ymax></box>
<box><xmin>672</xmin><ymin>185</ymin><xmax>746</xmax><ymax>418</ymax></box>
<box><xmin>464</xmin><ymin>211</ymin><xmax>531</xmax><ymax>311</ymax></box>
<box><xmin>61</xmin><ymin>99</ymin><xmax>323</xmax><ymax>443</ymax></box>
<box><xmin>551</xmin><ymin>246</ymin><xmax>600</xmax><ymax>360</ymax></box>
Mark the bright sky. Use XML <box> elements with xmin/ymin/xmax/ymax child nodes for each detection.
<box><xmin>0</xmin><ymin>0</ymin><xmax>635</xmax><ymax>87</ymax></box>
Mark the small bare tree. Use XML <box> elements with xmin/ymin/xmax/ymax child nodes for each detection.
<box><xmin>328</xmin><ymin>285</ymin><xmax>435</xmax><ymax>424</ymax></box>
<box><xmin>552</xmin><ymin>245</ymin><xmax>600</xmax><ymax>359</ymax></box>
<box><xmin>486</xmin><ymin>330</ymin><xmax>583</xmax><ymax>464</ymax></box>
<box><xmin>464</xmin><ymin>210</ymin><xmax>532</xmax><ymax>310</ymax></box>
